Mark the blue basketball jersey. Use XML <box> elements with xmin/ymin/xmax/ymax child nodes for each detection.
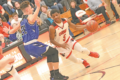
<box><xmin>20</xmin><ymin>15</ymin><xmax>39</xmax><ymax>43</ymax></box>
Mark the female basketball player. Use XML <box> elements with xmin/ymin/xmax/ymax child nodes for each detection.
<box><xmin>3</xmin><ymin>0</ymin><xmax>68</xmax><ymax>80</ymax></box>
<box><xmin>49</xmin><ymin>9</ymin><xmax>100</xmax><ymax>68</ymax></box>
<box><xmin>0</xmin><ymin>34</ymin><xmax>21</xmax><ymax>80</ymax></box>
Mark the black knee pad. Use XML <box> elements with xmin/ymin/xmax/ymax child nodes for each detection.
<box><xmin>47</xmin><ymin>47</ymin><xmax>59</xmax><ymax>62</ymax></box>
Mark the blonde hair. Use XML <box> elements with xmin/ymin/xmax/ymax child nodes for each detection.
<box><xmin>36</xmin><ymin>17</ymin><xmax>43</xmax><ymax>26</ymax></box>
<box><xmin>47</xmin><ymin>10</ymin><xmax>51</xmax><ymax>18</ymax></box>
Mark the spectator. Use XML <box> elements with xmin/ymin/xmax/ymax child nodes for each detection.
<box><xmin>102</xmin><ymin>0</ymin><xmax>120</xmax><ymax>23</ymax></box>
<box><xmin>74</xmin><ymin>0</ymin><xmax>83</xmax><ymax>5</ymax></box>
<box><xmin>11</xmin><ymin>12</ymin><xmax>22</xmax><ymax>26</ymax></box>
<box><xmin>56</xmin><ymin>0</ymin><xmax>70</xmax><ymax>11</ymax></box>
<box><xmin>40</xmin><ymin>5</ymin><xmax>51</xmax><ymax>23</ymax></box>
<box><xmin>87</xmin><ymin>0</ymin><xmax>111</xmax><ymax>24</ymax></box>
<box><xmin>0</xmin><ymin>0</ymin><xmax>15</xmax><ymax>15</ymax></box>
<box><xmin>46</xmin><ymin>11</ymin><xmax>54</xmax><ymax>26</ymax></box>
<box><xmin>0</xmin><ymin>5</ymin><xmax>9</xmax><ymax>22</ymax></box>
<box><xmin>0</xmin><ymin>13</ymin><xmax>7</xmax><ymax>22</ymax></box>
<box><xmin>14</xmin><ymin>1</ymin><xmax>23</xmax><ymax>18</ymax></box>
<box><xmin>111</xmin><ymin>2</ymin><xmax>119</xmax><ymax>19</ymax></box>
<box><xmin>11</xmin><ymin>13</ymin><xmax>22</xmax><ymax>40</ymax></box>
<box><xmin>0</xmin><ymin>16</ymin><xmax>17</xmax><ymax>42</ymax></box>
<box><xmin>44</xmin><ymin>0</ymin><xmax>64</xmax><ymax>13</ymax></box>
<box><xmin>70</xmin><ymin>0</ymin><xmax>88</xmax><ymax>24</ymax></box>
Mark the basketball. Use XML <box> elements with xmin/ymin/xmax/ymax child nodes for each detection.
<box><xmin>86</xmin><ymin>20</ymin><xmax>98</xmax><ymax>32</ymax></box>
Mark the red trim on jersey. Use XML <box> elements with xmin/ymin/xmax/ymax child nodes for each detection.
<box><xmin>72</xmin><ymin>41</ymin><xmax>77</xmax><ymax>49</ymax></box>
<box><xmin>54</xmin><ymin>25</ymin><xmax>58</xmax><ymax>29</ymax></box>
<box><xmin>66</xmin><ymin>51</ymin><xmax>72</xmax><ymax>59</ymax></box>
<box><xmin>65</xmin><ymin>36</ymin><xmax>70</xmax><ymax>43</ymax></box>
<box><xmin>63</xmin><ymin>20</ymin><xmax>67</xmax><ymax>24</ymax></box>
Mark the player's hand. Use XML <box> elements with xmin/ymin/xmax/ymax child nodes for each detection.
<box><xmin>3</xmin><ymin>26</ymin><xmax>10</xmax><ymax>34</ymax></box>
<box><xmin>35</xmin><ymin>0</ymin><xmax>40</xmax><ymax>8</ymax></box>
<box><xmin>60</xmin><ymin>43</ymin><xmax>69</xmax><ymax>49</ymax></box>
<box><xmin>112</xmin><ymin>0</ymin><xmax>117</xmax><ymax>4</ymax></box>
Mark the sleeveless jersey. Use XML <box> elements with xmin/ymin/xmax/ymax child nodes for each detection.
<box><xmin>20</xmin><ymin>15</ymin><xmax>39</xmax><ymax>43</ymax></box>
<box><xmin>51</xmin><ymin>19</ymin><xmax>70</xmax><ymax>44</ymax></box>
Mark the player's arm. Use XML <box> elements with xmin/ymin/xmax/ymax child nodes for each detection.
<box><xmin>27</xmin><ymin>0</ymin><xmax>40</xmax><ymax>24</ymax></box>
<box><xmin>3</xmin><ymin>23</ymin><xmax>20</xmax><ymax>34</ymax></box>
<box><xmin>67</xmin><ymin>19</ymin><xmax>86</xmax><ymax>31</ymax></box>
<box><xmin>49</xmin><ymin>26</ymin><xmax>69</xmax><ymax>49</ymax></box>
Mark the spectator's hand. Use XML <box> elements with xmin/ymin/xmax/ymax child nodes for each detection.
<box><xmin>98</xmin><ymin>4</ymin><xmax>103</xmax><ymax>7</ymax></box>
<box><xmin>54</xmin><ymin>2</ymin><xmax>57</xmax><ymax>5</ymax></box>
<box><xmin>3</xmin><ymin>26</ymin><xmax>10</xmax><ymax>34</ymax></box>
<box><xmin>112</xmin><ymin>0</ymin><xmax>117</xmax><ymax>4</ymax></box>
<box><xmin>35</xmin><ymin>0</ymin><xmax>40</xmax><ymax>8</ymax></box>
<box><xmin>104</xmin><ymin>3</ymin><xmax>107</xmax><ymax>8</ymax></box>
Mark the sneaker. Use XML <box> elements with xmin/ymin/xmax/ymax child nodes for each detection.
<box><xmin>106</xmin><ymin>20</ymin><xmax>111</xmax><ymax>24</ymax></box>
<box><xmin>83</xmin><ymin>60</ymin><xmax>90</xmax><ymax>68</ymax></box>
<box><xmin>89</xmin><ymin>52</ymin><xmax>100</xmax><ymax>58</ymax></box>
<box><xmin>110</xmin><ymin>21</ymin><xmax>116</xmax><ymax>24</ymax></box>
<box><xmin>53</xmin><ymin>73</ymin><xmax>69</xmax><ymax>80</ymax></box>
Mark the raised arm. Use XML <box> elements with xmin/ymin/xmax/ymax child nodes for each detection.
<box><xmin>67</xmin><ymin>19</ymin><xmax>86</xmax><ymax>31</ymax></box>
<box><xmin>28</xmin><ymin>0</ymin><xmax>40</xmax><ymax>24</ymax></box>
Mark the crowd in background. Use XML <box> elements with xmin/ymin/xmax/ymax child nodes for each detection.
<box><xmin>0</xmin><ymin>0</ymin><xmax>120</xmax><ymax>48</ymax></box>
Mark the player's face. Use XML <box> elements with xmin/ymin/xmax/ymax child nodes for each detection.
<box><xmin>51</xmin><ymin>12</ymin><xmax>61</xmax><ymax>23</ymax></box>
<box><xmin>27</xmin><ymin>5</ymin><xmax>34</xmax><ymax>14</ymax></box>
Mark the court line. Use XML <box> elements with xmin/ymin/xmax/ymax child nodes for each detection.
<box><xmin>70</xmin><ymin>52</ymin><xmax>120</xmax><ymax>80</ymax></box>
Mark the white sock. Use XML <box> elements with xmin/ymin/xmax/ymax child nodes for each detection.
<box><xmin>9</xmin><ymin>66</ymin><xmax>21</xmax><ymax>80</ymax></box>
<box><xmin>66</xmin><ymin>52</ymin><xmax>84</xmax><ymax>63</ymax></box>
<box><xmin>74</xmin><ymin>43</ymin><xmax>90</xmax><ymax>55</ymax></box>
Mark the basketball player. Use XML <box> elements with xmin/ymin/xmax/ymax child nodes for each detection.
<box><xmin>49</xmin><ymin>9</ymin><xmax>100</xmax><ymax>68</ymax></box>
<box><xmin>0</xmin><ymin>34</ymin><xmax>21</xmax><ymax>80</ymax></box>
<box><xmin>3</xmin><ymin>0</ymin><xmax>68</xmax><ymax>80</ymax></box>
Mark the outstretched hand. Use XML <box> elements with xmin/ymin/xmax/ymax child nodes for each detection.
<box><xmin>3</xmin><ymin>26</ymin><xmax>10</xmax><ymax>34</ymax></box>
<box><xmin>34</xmin><ymin>0</ymin><xmax>40</xmax><ymax>8</ymax></box>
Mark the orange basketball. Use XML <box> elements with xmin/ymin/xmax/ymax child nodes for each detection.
<box><xmin>86</xmin><ymin>20</ymin><xmax>98</xmax><ymax>32</ymax></box>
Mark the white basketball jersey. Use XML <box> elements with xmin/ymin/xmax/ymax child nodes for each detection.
<box><xmin>51</xmin><ymin>19</ymin><xmax>70</xmax><ymax>44</ymax></box>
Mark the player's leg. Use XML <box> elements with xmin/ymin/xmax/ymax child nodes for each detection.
<box><xmin>72</xmin><ymin>41</ymin><xmax>99</xmax><ymax>58</ymax></box>
<box><xmin>43</xmin><ymin>47</ymin><xmax>69</xmax><ymax>80</ymax></box>
<box><xmin>8</xmin><ymin>66</ymin><xmax>21</xmax><ymax>80</ymax></box>
<box><xmin>61</xmin><ymin>50</ymin><xmax>90</xmax><ymax>68</ymax></box>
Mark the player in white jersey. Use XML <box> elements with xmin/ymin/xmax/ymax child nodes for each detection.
<box><xmin>0</xmin><ymin>34</ymin><xmax>21</xmax><ymax>80</ymax></box>
<box><xmin>49</xmin><ymin>9</ymin><xmax>100</xmax><ymax>68</ymax></box>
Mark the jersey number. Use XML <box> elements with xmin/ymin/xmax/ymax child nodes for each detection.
<box><xmin>63</xmin><ymin>34</ymin><xmax>66</xmax><ymax>41</ymax></box>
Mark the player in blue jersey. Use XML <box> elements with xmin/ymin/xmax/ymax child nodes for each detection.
<box><xmin>3</xmin><ymin>0</ymin><xmax>68</xmax><ymax>80</ymax></box>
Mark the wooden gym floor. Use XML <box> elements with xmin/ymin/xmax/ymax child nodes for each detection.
<box><xmin>6</xmin><ymin>21</ymin><xmax>120</xmax><ymax>80</ymax></box>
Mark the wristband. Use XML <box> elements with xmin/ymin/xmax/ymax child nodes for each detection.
<box><xmin>8</xmin><ymin>31</ymin><xmax>9</xmax><ymax>34</ymax></box>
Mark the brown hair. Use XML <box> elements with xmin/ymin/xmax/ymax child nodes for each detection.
<box><xmin>20</xmin><ymin>1</ymin><xmax>30</xmax><ymax>10</ymax></box>
<box><xmin>70</xmin><ymin>0</ymin><xmax>77</xmax><ymax>7</ymax></box>
<box><xmin>40</xmin><ymin>5</ymin><xmax>48</xmax><ymax>11</ymax></box>
<box><xmin>12</xmin><ymin>12</ymin><xmax>18</xmax><ymax>17</ymax></box>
